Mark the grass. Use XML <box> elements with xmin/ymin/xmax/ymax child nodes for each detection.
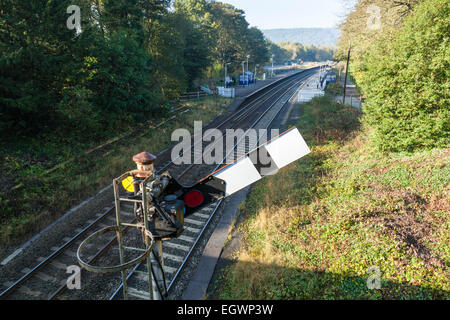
<box><xmin>215</xmin><ymin>94</ymin><xmax>449</xmax><ymax>300</ymax></box>
<box><xmin>0</xmin><ymin>96</ymin><xmax>231</xmax><ymax>254</ymax></box>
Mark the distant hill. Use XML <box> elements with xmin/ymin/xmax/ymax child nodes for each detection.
<box><xmin>262</xmin><ymin>28</ymin><xmax>341</xmax><ymax>47</ymax></box>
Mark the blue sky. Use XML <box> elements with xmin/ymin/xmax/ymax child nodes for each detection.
<box><xmin>220</xmin><ymin>0</ymin><xmax>355</xmax><ymax>29</ymax></box>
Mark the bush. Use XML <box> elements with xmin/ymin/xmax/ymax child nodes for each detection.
<box><xmin>298</xmin><ymin>95</ymin><xmax>361</xmax><ymax>144</ymax></box>
<box><xmin>326</xmin><ymin>83</ymin><xmax>343</xmax><ymax>96</ymax></box>
<box><xmin>0</xmin><ymin>1</ymin><xmax>164</xmax><ymax>141</ymax></box>
<box><xmin>359</xmin><ymin>0</ymin><xmax>450</xmax><ymax>152</ymax></box>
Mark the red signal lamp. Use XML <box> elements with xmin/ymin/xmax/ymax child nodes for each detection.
<box><xmin>184</xmin><ymin>190</ymin><xmax>204</xmax><ymax>208</ymax></box>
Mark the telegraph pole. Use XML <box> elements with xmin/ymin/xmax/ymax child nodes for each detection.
<box><xmin>246</xmin><ymin>55</ymin><xmax>250</xmax><ymax>86</ymax></box>
<box><xmin>342</xmin><ymin>46</ymin><xmax>351</xmax><ymax>105</ymax></box>
<box><xmin>225</xmin><ymin>62</ymin><xmax>231</xmax><ymax>88</ymax></box>
<box><xmin>271</xmin><ymin>54</ymin><xmax>275</xmax><ymax>77</ymax></box>
<box><xmin>246</xmin><ymin>55</ymin><xmax>250</xmax><ymax>73</ymax></box>
<box><xmin>241</xmin><ymin>62</ymin><xmax>245</xmax><ymax>86</ymax></box>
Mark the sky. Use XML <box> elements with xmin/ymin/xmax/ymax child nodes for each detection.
<box><xmin>219</xmin><ymin>0</ymin><xmax>355</xmax><ymax>30</ymax></box>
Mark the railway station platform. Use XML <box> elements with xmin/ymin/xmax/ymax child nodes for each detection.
<box><xmin>234</xmin><ymin>70</ymin><xmax>303</xmax><ymax>97</ymax></box>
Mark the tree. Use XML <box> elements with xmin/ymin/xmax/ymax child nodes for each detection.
<box><xmin>0</xmin><ymin>0</ymin><xmax>168</xmax><ymax>138</ymax></box>
<box><xmin>246</xmin><ymin>27</ymin><xmax>270</xmax><ymax>66</ymax></box>
<box><xmin>359</xmin><ymin>0</ymin><xmax>449</xmax><ymax>152</ymax></box>
<box><xmin>0</xmin><ymin>0</ymin><xmax>98</xmax><ymax>135</ymax></box>
<box><xmin>174</xmin><ymin>0</ymin><xmax>270</xmax><ymax>80</ymax></box>
<box><xmin>0</xmin><ymin>0</ymin><xmax>271</xmax><ymax>139</ymax></box>
<box><xmin>267</xmin><ymin>41</ymin><xmax>335</xmax><ymax>64</ymax></box>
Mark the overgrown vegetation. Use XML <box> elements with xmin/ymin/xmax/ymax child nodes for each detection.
<box><xmin>336</xmin><ymin>0</ymin><xmax>449</xmax><ymax>152</ymax></box>
<box><xmin>216</xmin><ymin>0</ymin><xmax>449</xmax><ymax>300</ymax></box>
<box><xmin>216</xmin><ymin>94</ymin><xmax>449</xmax><ymax>300</ymax></box>
<box><xmin>296</xmin><ymin>95</ymin><xmax>360</xmax><ymax>143</ymax></box>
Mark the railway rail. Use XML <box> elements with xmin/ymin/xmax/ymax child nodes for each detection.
<box><xmin>109</xmin><ymin>70</ymin><xmax>314</xmax><ymax>300</ymax></box>
<box><xmin>0</xmin><ymin>68</ymin><xmax>317</xmax><ymax>300</ymax></box>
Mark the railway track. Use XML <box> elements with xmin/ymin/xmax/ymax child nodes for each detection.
<box><xmin>155</xmin><ymin>70</ymin><xmax>317</xmax><ymax>185</ymax></box>
<box><xmin>109</xmin><ymin>71</ymin><xmax>314</xmax><ymax>300</ymax></box>
<box><xmin>0</xmin><ymin>68</ymin><xmax>317</xmax><ymax>300</ymax></box>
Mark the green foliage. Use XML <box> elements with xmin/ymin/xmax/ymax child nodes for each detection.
<box><xmin>0</xmin><ymin>0</ymin><xmax>165</xmax><ymax>139</ymax></box>
<box><xmin>175</xmin><ymin>0</ymin><xmax>270</xmax><ymax>76</ymax></box>
<box><xmin>335</xmin><ymin>0</ymin><xmax>423</xmax><ymax>62</ymax></box>
<box><xmin>87</xmin><ymin>32</ymin><xmax>161</xmax><ymax>122</ymax></box>
<box><xmin>0</xmin><ymin>96</ymin><xmax>230</xmax><ymax>246</ymax></box>
<box><xmin>337</xmin><ymin>0</ymin><xmax>449</xmax><ymax>153</ymax></box>
<box><xmin>0</xmin><ymin>0</ymin><xmax>82</xmax><ymax>134</ymax></box>
<box><xmin>298</xmin><ymin>95</ymin><xmax>361</xmax><ymax>144</ymax></box>
<box><xmin>216</xmin><ymin>102</ymin><xmax>449</xmax><ymax>300</ymax></box>
<box><xmin>0</xmin><ymin>0</ymin><xmax>272</xmax><ymax>138</ymax></box>
<box><xmin>360</xmin><ymin>0</ymin><xmax>449</xmax><ymax>152</ymax></box>
<box><xmin>0</xmin><ymin>0</ymin><xmax>274</xmax><ymax>245</ymax></box>
<box><xmin>267</xmin><ymin>41</ymin><xmax>292</xmax><ymax>64</ymax></box>
<box><xmin>326</xmin><ymin>83</ymin><xmax>343</xmax><ymax>96</ymax></box>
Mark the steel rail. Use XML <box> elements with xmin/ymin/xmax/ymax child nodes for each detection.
<box><xmin>211</xmin><ymin>79</ymin><xmax>306</xmax><ymax>176</ymax></box>
<box><xmin>193</xmin><ymin>77</ymin><xmax>306</xmax><ymax>183</ymax></box>
<box><xmin>47</xmin><ymin>220</ymin><xmax>137</xmax><ymax>300</ymax></box>
<box><xmin>156</xmin><ymin>70</ymin><xmax>308</xmax><ymax>174</ymax></box>
<box><xmin>107</xmin><ymin>76</ymin><xmax>307</xmax><ymax>300</ymax></box>
<box><xmin>0</xmin><ymin>207</ymin><xmax>115</xmax><ymax>299</ymax></box>
<box><xmin>174</xmin><ymin>76</ymin><xmax>305</xmax><ymax>180</ymax></box>
<box><xmin>109</xmin><ymin>198</ymin><xmax>224</xmax><ymax>300</ymax></box>
<box><xmin>109</xmin><ymin>71</ymin><xmax>313</xmax><ymax>300</ymax></box>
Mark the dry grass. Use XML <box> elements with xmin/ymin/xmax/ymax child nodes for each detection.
<box><xmin>217</xmin><ymin>96</ymin><xmax>449</xmax><ymax>300</ymax></box>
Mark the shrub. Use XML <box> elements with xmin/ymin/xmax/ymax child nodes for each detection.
<box><xmin>298</xmin><ymin>95</ymin><xmax>361</xmax><ymax>144</ymax></box>
<box><xmin>359</xmin><ymin>0</ymin><xmax>450</xmax><ymax>152</ymax></box>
